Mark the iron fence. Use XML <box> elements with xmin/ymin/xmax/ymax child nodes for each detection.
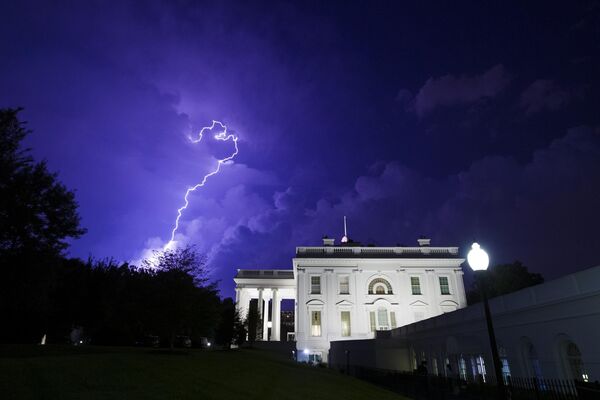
<box><xmin>343</xmin><ymin>366</ymin><xmax>599</xmax><ymax>400</ymax></box>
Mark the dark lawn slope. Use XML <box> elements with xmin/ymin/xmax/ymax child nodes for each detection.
<box><xmin>0</xmin><ymin>345</ymin><xmax>407</xmax><ymax>400</ymax></box>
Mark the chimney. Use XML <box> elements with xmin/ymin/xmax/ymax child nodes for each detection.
<box><xmin>417</xmin><ymin>237</ymin><xmax>431</xmax><ymax>247</ymax></box>
<box><xmin>322</xmin><ymin>236</ymin><xmax>335</xmax><ymax>246</ymax></box>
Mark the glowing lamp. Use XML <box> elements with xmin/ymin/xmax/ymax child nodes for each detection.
<box><xmin>303</xmin><ymin>349</ymin><xmax>310</xmax><ymax>355</ymax></box>
<box><xmin>467</xmin><ymin>243</ymin><xmax>489</xmax><ymax>271</ymax></box>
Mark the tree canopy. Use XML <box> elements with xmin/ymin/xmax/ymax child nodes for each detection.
<box><xmin>0</xmin><ymin>108</ymin><xmax>85</xmax><ymax>256</ymax></box>
<box><xmin>467</xmin><ymin>260</ymin><xmax>544</xmax><ymax>304</ymax></box>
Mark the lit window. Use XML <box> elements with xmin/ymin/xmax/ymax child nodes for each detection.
<box><xmin>439</xmin><ymin>276</ymin><xmax>450</xmax><ymax>295</ymax></box>
<box><xmin>368</xmin><ymin>278</ymin><xmax>392</xmax><ymax>294</ymax></box>
<box><xmin>411</xmin><ymin>277</ymin><xmax>422</xmax><ymax>295</ymax></box>
<box><xmin>432</xmin><ymin>358</ymin><xmax>439</xmax><ymax>376</ymax></box>
<box><xmin>475</xmin><ymin>355</ymin><xmax>487</xmax><ymax>382</ymax></box>
<box><xmin>311</xmin><ymin>311</ymin><xmax>321</xmax><ymax>336</ymax></box>
<box><xmin>459</xmin><ymin>357</ymin><xmax>468</xmax><ymax>380</ymax></box>
<box><xmin>339</xmin><ymin>276</ymin><xmax>349</xmax><ymax>294</ymax></box>
<box><xmin>311</xmin><ymin>276</ymin><xmax>321</xmax><ymax>294</ymax></box>
<box><xmin>499</xmin><ymin>346</ymin><xmax>511</xmax><ymax>383</ymax></box>
<box><xmin>341</xmin><ymin>311</ymin><xmax>351</xmax><ymax>337</ymax></box>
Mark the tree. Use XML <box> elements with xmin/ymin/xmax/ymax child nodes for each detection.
<box><xmin>215</xmin><ymin>297</ymin><xmax>242</xmax><ymax>349</ymax></box>
<box><xmin>245</xmin><ymin>300</ymin><xmax>259</xmax><ymax>346</ymax></box>
<box><xmin>467</xmin><ymin>260</ymin><xmax>544</xmax><ymax>304</ymax></box>
<box><xmin>143</xmin><ymin>245</ymin><xmax>219</xmax><ymax>348</ymax></box>
<box><xmin>0</xmin><ymin>108</ymin><xmax>85</xmax><ymax>257</ymax></box>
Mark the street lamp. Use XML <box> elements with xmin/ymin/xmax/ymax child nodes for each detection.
<box><xmin>467</xmin><ymin>243</ymin><xmax>506</xmax><ymax>400</ymax></box>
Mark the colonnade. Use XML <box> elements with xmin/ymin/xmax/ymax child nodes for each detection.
<box><xmin>236</xmin><ymin>287</ymin><xmax>282</xmax><ymax>341</ymax></box>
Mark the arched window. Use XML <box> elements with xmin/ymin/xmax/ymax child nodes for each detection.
<box><xmin>559</xmin><ymin>340</ymin><xmax>587</xmax><ymax>381</ymax></box>
<box><xmin>521</xmin><ymin>339</ymin><xmax>544</xmax><ymax>380</ymax></box>
<box><xmin>499</xmin><ymin>346</ymin><xmax>511</xmax><ymax>383</ymax></box>
<box><xmin>368</xmin><ymin>278</ymin><xmax>393</xmax><ymax>294</ymax></box>
<box><xmin>567</xmin><ymin>343</ymin><xmax>585</xmax><ymax>381</ymax></box>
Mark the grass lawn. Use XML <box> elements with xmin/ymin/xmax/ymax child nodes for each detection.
<box><xmin>0</xmin><ymin>345</ymin><xmax>408</xmax><ymax>400</ymax></box>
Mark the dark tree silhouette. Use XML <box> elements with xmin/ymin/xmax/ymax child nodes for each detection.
<box><xmin>467</xmin><ymin>260</ymin><xmax>544</xmax><ymax>304</ymax></box>
<box><xmin>215</xmin><ymin>298</ymin><xmax>240</xmax><ymax>349</ymax></box>
<box><xmin>0</xmin><ymin>108</ymin><xmax>86</xmax><ymax>257</ymax></box>
<box><xmin>143</xmin><ymin>246</ymin><xmax>220</xmax><ymax>348</ymax></box>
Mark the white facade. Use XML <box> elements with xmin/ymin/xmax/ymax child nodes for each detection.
<box><xmin>234</xmin><ymin>236</ymin><xmax>467</xmax><ymax>363</ymax></box>
<box><xmin>329</xmin><ymin>264</ymin><xmax>600</xmax><ymax>383</ymax></box>
<box><xmin>294</xmin><ymin>238</ymin><xmax>466</xmax><ymax>362</ymax></box>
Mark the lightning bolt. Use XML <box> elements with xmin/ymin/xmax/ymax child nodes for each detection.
<box><xmin>164</xmin><ymin>120</ymin><xmax>239</xmax><ymax>250</ymax></box>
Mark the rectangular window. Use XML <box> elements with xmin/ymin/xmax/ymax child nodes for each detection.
<box><xmin>369</xmin><ymin>311</ymin><xmax>376</xmax><ymax>332</ymax></box>
<box><xmin>341</xmin><ymin>311</ymin><xmax>351</xmax><ymax>337</ymax></box>
<box><xmin>414</xmin><ymin>312</ymin><xmax>424</xmax><ymax>322</ymax></box>
<box><xmin>439</xmin><ymin>276</ymin><xmax>450</xmax><ymax>295</ymax></box>
<box><xmin>311</xmin><ymin>311</ymin><xmax>321</xmax><ymax>336</ymax></box>
<box><xmin>459</xmin><ymin>358</ymin><xmax>468</xmax><ymax>380</ymax></box>
<box><xmin>411</xmin><ymin>277</ymin><xmax>422</xmax><ymax>295</ymax></box>
<box><xmin>339</xmin><ymin>275</ymin><xmax>349</xmax><ymax>294</ymax></box>
<box><xmin>377</xmin><ymin>308</ymin><xmax>389</xmax><ymax>329</ymax></box>
<box><xmin>311</xmin><ymin>276</ymin><xmax>321</xmax><ymax>294</ymax></box>
<box><xmin>390</xmin><ymin>312</ymin><xmax>397</xmax><ymax>329</ymax></box>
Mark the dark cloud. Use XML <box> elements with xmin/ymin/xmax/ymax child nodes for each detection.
<box><xmin>519</xmin><ymin>79</ymin><xmax>582</xmax><ymax>115</ymax></box>
<box><xmin>1</xmin><ymin>1</ymin><xmax>599</xmax><ymax>297</ymax></box>
<box><xmin>174</xmin><ymin>126</ymin><xmax>600</xmax><ymax>295</ymax></box>
<box><xmin>414</xmin><ymin>65</ymin><xmax>511</xmax><ymax>117</ymax></box>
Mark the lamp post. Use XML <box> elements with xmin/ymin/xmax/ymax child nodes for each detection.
<box><xmin>467</xmin><ymin>243</ymin><xmax>506</xmax><ymax>400</ymax></box>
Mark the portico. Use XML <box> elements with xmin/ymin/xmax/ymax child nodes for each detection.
<box><xmin>234</xmin><ymin>269</ymin><xmax>296</xmax><ymax>341</ymax></box>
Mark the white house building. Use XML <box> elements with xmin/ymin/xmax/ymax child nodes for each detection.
<box><xmin>234</xmin><ymin>233</ymin><xmax>467</xmax><ymax>363</ymax></box>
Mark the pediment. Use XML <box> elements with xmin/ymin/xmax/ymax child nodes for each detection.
<box><xmin>440</xmin><ymin>300</ymin><xmax>459</xmax><ymax>306</ymax></box>
<box><xmin>305</xmin><ymin>299</ymin><xmax>325</xmax><ymax>306</ymax></box>
<box><xmin>365</xmin><ymin>297</ymin><xmax>399</xmax><ymax>305</ymax></box>
<box><xmin>336</xmin><ymin>299</ymin><xmax>354</xmax><ymax>306</ymax></box>
<box><xmin>409</xmin><ymin>300</ymin><xmax>429</xmax><ymax>307</ymax></box>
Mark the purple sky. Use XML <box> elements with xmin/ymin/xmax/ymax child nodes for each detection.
<box><xmin>1</xmin><ymin>1</ymin><xmax>599</xmax><ymax>297</ymax></box>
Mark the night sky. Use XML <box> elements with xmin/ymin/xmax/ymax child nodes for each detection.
<box><xmin>1</xmin><ymin>1</ymin><xmax>599</xmax><ymax>297</ymax></box>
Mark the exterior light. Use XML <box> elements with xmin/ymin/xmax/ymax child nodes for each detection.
<box><xmin>303</xmin><ymin>348</ymin><xmax>309</xmax><ymax>355</ymax></box>
<box><xmin>467</xmin><ymin>242</ymin><xmax>489</xmax><ymax>271</ymax></box>
<box><xmin>207</xmin><ymin>342</ymin><xmax>211</xmax><ymax>347</ymax></box>
<box><xmin>468</xmin><ymin>241</ymin><xmax>506</xmax><ymax>399</ymax></box>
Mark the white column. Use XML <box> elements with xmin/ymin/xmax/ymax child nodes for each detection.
<box><xmin>454</xmin><ymin>269</ymin><xmax>467</xmax><ymax>308</ymax></box>
<box><xmin>262</xmin><ymin>296</ymin><xmax>270</xmax><ymax>341</ymax></box>
<box><xmin>272</xmin><ymin>288</ymin><xmax>281</xmax><ymax>341</ymax></box>
<box><xmin>257</xmin><ymin>288</ymin><xmax>264</xmax><ymax>341</ymax></box>
<box><xmin>236</xmin><ymin>288</ymin><xmax>250</xmax><ymax>320</ymax></box>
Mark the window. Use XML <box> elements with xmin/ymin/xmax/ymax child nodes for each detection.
<box><xmin>459</xmin><ymin>357</ymin><xmax>468</xmax><ymax>380</ymax></box>
<box><xmin>390</xmin><ymin>312</ymin><xmax>397</xmax><ymax>329</ymax></box>
<box><xmin>439</xmin><ymin>276</ymin><xmax>450</xmax><ymax>295</ymax></box>
<box><xmin>341</xmin><ymin>311</ymin><xmax>351</xmax><ymax>337</ymax></box>
<box><xmin>475</xmin><ymin>355</ymin><xmax>487</xmax><ymax>382</ymax></box>
<box><xmin>308</xmin><ymin>353</ymin><xmax>322</xmax><ymax>364</ymax></box>
<box><xmin>566</xmin><ymin>342</ymin><xmax>586</xmax><ymax>381</ymax></box>
<box><xmin>499</xmin><ymin>346</ymin><xmax>511</xmax><ymax>382</ymax></box>
<box><xmin>432</xmin><ymin>358</ymin><xmax>439</xmax><ymax>376</ymax></box>
<box><xmin>311</xmin><ymin>311</ymin><xmax>321</xmax><ymax>336</ymax></box>
<box><xmin>411</xmin><ymin>277</ymin><xmax>422</xmax><ymax>295</ymax></box>
<box><xmin>368</xmin><ymin>278</ymin><xmax>392</xmax><ymax>294</ymax></box>
<box><xmin>369</xmin><ymin>311</ymin><xmax>376</xmax><ymax>332</ymax></box>
<box><xmin>310</xmin><ymin>276</ymin><xmax>321</xmax><ymax>294</ymax></box>
<box><xmin>377</xmin><ymin>307</ymin><xmax>389</xmax><ymax>329</ymax></box>
<box><xmin>414</xmin><ymin>312</ymin><xmax>424</xmax><ymax>322</ymax></box>
<box><xmin>339</xmin><ymin>276</ymin><xmax>349</xmax><ymax>294</ymax></box>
